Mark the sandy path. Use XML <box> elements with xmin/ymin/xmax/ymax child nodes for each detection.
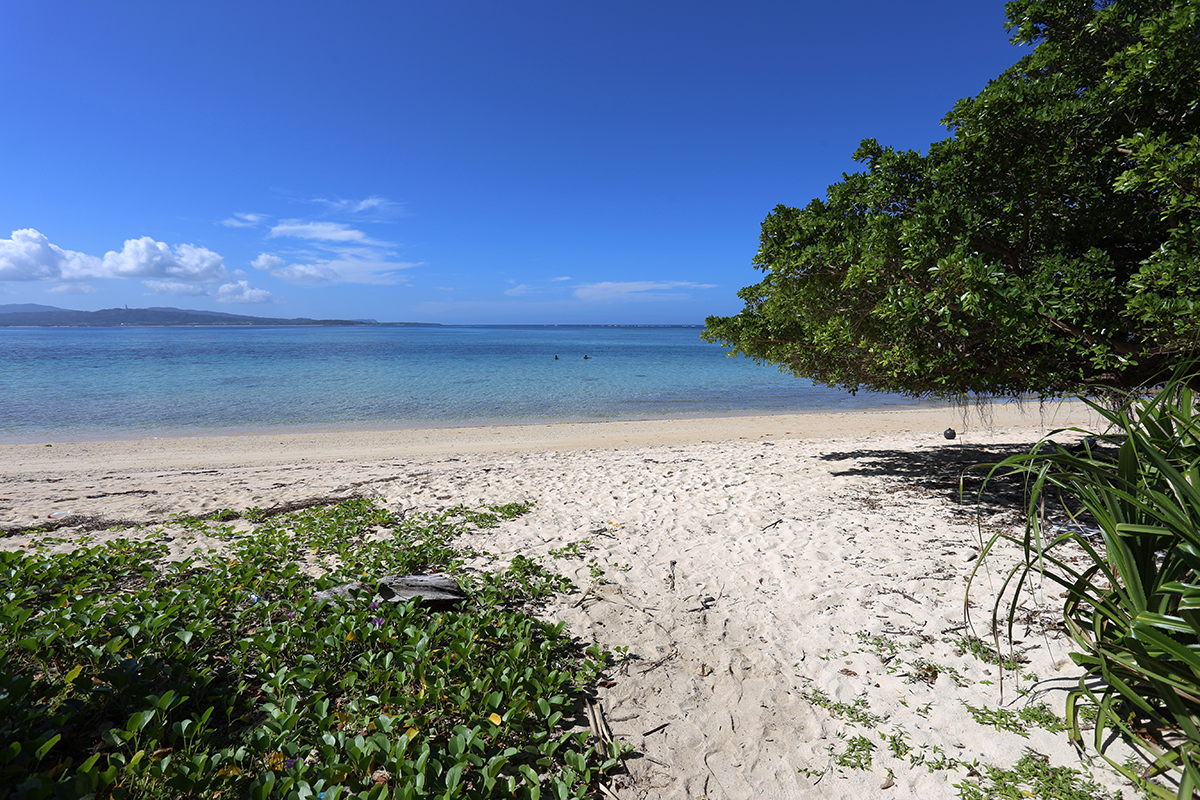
<box><xmin>0</xmin><ymin>401</ymin><xmax>1138</xmax><ymax>798</ymax></box>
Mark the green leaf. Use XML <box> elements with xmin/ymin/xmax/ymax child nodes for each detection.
<box><xmin>127</xmin><ymin>710</ymin><xmax>154</xmax><ymax>733</ymax></box>
<box><xmin>35</xmin><ymin>733</ymin><xmax>61</xmax><ymax>762</ymax></box>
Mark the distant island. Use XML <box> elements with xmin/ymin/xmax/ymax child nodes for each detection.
<box><xmin>0</xmin><ymin>304</ymin><xmax>439</xmax><ymax>327</ymax></box>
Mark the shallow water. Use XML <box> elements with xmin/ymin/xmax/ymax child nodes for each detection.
<box><xmin>0</xmin><ymin>325</ymin><xmax>934</xmax><ymax>441</ymax></box>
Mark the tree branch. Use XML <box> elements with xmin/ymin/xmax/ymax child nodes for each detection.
<box><xmin>1039</xmin><ymin>313</ymin><xmax>1141</xmax><ymax>355</ymax></box>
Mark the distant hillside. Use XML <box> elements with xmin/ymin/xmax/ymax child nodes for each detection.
<box><xmin>146</xmin><ymin>306</ymin><xmax>266</xmax><ymax>319</ymax></box>
<box><xmin>0</xmin><ymin>305</ymin><xmax>438</xmax><ymax>327</ymax></box>
<box><xmin>0</xmin><ymin>303</ymin><xmax>64</xmax><ymax>314</ymax></box>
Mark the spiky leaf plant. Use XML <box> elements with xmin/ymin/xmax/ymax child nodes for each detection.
<box><xmin>973</xmin><ymin>372</ymin><xmax>1200</xmax><ymax>798</ymax></box>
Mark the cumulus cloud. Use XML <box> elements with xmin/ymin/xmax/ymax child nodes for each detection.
<box><xmin>1</xmin><ymin>229</ymin><xmax>103</xmax><ymax>281</ymax></box>
<box><xmin>573</xmin><ymin>281</ymin><xmax>717</xmax><ymax>302</ymax></box>
<box><xmin>219</xmin><ymin>212</ymin><xmax>266</xmax><ymax>228</ymax></box>
<box><xmin>217</xmin><ymin>280</ymin><xmax>274</xmax><ymax>304</ymax></box>
<box><xmin>101</xmin><ymin>238</ymin><xmax>227</xmax><ymax>282</ymax></box>
<box><xmin>251</xmin><ymin>253</ymin><xmax>286</xmax><ymax>271</ymax></box>
<box><xmin>143</xmin><ymin>280</ymin><xmax>209</xmax><ymax>296</ymax></box>
<box><xmin>268</xmin><ymin>221</ymin><xmax>378</xmax><ymax>244</ymax></box>
<box><xmin>140</xmin><ymin>277</ymin><xmax>272</xmax><ymax>302</ymax></box>
<box><xmin>0</xmin><ymin>229</ymin><xmax>228</xmax><ymax>284</ymax></box>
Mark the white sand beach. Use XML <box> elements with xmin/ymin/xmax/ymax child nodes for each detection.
<box><xmin>0</xmin><ymin>401</ymin><xmax>1140</xmax><ymax>798</ymax></box>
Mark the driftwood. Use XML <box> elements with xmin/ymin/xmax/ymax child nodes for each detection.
<box><xmin>313</xmin><ymin>573</ymin><xmax>467</xmax><ymax>610</ymax></box>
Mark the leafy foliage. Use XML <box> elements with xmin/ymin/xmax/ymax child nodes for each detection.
<box><xmin>704</xmin><ymin>0</ymin><xmax>1200</xmax><ymax>397</ymax></box>
<box><xmin>955</xmin><ymin>752</ymin><xmax>1115</xmax><ymax>800</ymax></box>
<box><xmin>796</xmin><ymin>630</ymin><xmax>1119</xmax><ymax>794</ymax></box>
<box><xmin>831</xmin><ymin>734</ymin><xmax>875</xmax><ymax>772</ymax></box>
<box><xmin>0</xmin><ymin>500</ymin><xmax>621</xmax><ymax>799</ymax></box>
<box><xmin>794</xmin><ymin>683</ymin><xmax>883</xmax><ymax>727</ymax></box>
<box><xmin>973</xmin><ymin>373</ymin><xmax>1200</xmax><ymax>797</ymax></box>
<box><xmin>961</xmin><ymin>702</ymin><xmax>1069</xmax><ymax>738</ymax></box>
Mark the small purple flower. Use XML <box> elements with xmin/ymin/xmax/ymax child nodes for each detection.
<box><xmin>281</xmin><ymin>611</ymin><xmax>296</xmax><ymax>619</ymax></box>
<box><xmin>369</xmin><ymin>617</ymin><xmax>384</xmax><ymax>627</ymax></box>
<box><xmin>368</xmin><ymin>601</ymin><xmax>381</xmax><ymax>611</ymax></box>
<box><xmin>283</xmin><ymin>757</ymin><xmax>301</xmax><ymax>770</ymax></box>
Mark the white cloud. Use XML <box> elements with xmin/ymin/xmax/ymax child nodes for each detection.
<box><xmin>504</xmin><ymin>284</ymin><xmax>536</xmax><ymax>296</ymax></box>
<box><xmin>1</xmin><ymin>229</ymin><xmax>103</xmax><ymax>281</ymax></box>
<box><xmin>217</xmin><ymin>280</ymin><xmax>274</xmax><ymax>304</ymax></box>
<box><xmin>244</xmin><ymin>197</ymin><xmax>413</xmax><ymax>284</ymax></box>
<box><xmin>141</xmin><ymin>277</ymin><xmax>272</xmax><ymax>302</ymax></box>
<box><xmin>269</xmin><ymin>221</ymin><xmax>377</xmax><ymax>244</ymax></box>
<box><xmin>101</xmin><ymin>238</ymin><xmax>227</xmax><ymax>282</ymax></box>
<box><xmin>351</xmin><ymin>196</ymin><xmax>390</xmax><ymax>213</ymax></box>
<box><xmin>142</xmin><ymin>280</ymin><xmax>208</xmax><ymax>296</ymax></box>
<box><xmin>219</xmin><ymin>212</ymin><xmax>266</xmax><ymax>228</ymax></box>
<box><xmin>312</xmin><ymin>195</ymin><xmax>395</xmax><ymax>214</ymax></box>
<box><xmin>251</xmin><ymin>253</ymin><xmax>286</xmax><ymax>271</ymax></box>
<box><xmin>551</xmin><ymin>276</ymin><xmax>572</xmax><ymax>281</ymax></box>
<box><xmin>0</xmin><ymin>229</ymin><xmax>227</xmax><ymax>284</ymax></box>
<box><xmin>264</xmin><ymin>256</ymin><xmax>418</xmax><ymax>285</ymax></box>
<box><xmin>266</xmin><ymin>262</ymin><xmax>340</xmax><ymax>283</ymax></box>
<box><xmin>573</xmin><ymin>281</ymin><xmax>717</xmax><ymax>302</ymax></box>
<box><xmin>47</xmin><ymin>283</ymin><xmax>97</xmax><ymax>295</ymax></box>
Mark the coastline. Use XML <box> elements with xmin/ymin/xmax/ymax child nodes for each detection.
<box><xmin>1</xmin><ymin>399</ymin><xmax>1136</xmax><ymax>798</ymax></box>
<box><xmin>2</xmin><ymin>399</ymin><xmax>1101</xmax><ymax>474</ymax></box>
<box><xmin>0</xmin><ymin>324</ymin><xmax>1071</xmax><ymax>451</ymax></box>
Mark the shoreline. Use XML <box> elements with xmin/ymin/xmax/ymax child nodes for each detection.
<box><xmin>2</xmin><ymin>400</ymin><xmax>1102</xmax><ymax>474</ymax></box>
<box><xmin>0</xmin><ymin>395</ymin><xmax>957</xmax><ymax>447</ymax></box>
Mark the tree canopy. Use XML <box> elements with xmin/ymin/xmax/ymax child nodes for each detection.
<box><xmin>703</xmin><ymin>0</ymin><xmax>1200</xmax><ymax>397</ymax></box>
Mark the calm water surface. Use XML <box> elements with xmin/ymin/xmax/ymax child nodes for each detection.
<box><xmin>0</xmin><ymin>326</ymin><xmax>935</xmax><ymax>442</ymax></box>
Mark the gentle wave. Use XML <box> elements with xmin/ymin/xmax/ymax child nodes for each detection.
<box><xmin>0</xmin><ymin>325</ymin><xmax>934</xmax><ymax>441</ymax></box>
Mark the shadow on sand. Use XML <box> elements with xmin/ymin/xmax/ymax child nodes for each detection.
<box><xmin>817</xmin><ymin>437</ymin><xmax>1103</xmax><ymax>517</ymax></box>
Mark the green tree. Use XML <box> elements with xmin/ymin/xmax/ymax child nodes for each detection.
<box><xmin>704</xmin><ymin>0</ymin><xmax>1200</xmax><ymax>398</ymax></box>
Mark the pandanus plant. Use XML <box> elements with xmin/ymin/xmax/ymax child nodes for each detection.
<box><xmin>973</xmin><ymin>370</ymin><xmax>1200</xmax><ymax>798</ymax></box>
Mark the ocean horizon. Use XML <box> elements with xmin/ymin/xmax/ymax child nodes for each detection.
<box><xmin>0</xmin><ymin>324</ymin><xmax>943</xmax><ymax>443</ymax></box>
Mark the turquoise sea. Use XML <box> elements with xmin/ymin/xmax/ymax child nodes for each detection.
<box><xmin>0</xmin><ymin>325</ymin><xmax>936</xmax><ymax>442</ymax></box>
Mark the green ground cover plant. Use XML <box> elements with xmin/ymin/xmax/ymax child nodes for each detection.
<box><xmin>955</xmin><ymin>752</ymin><xmax>1115</xmax><ymax>800</ymax></box>
<box><xmin>947</xmin><ymin>634</ymin><xmax>1024</xmax><ymax>672</ymax></box>
<box><xmin>831</xmin><ymin>734</ymin><xmax>874</xmax><ymax>772</ymax></box>
<box><xmin>961</xmin><ymin>702</ymin><xmax>1068</xmax><ymax>738</ymax></box>
<box><xmin>796</xmin><ymin>633</ymin><xmax>1117</xmax><ymax>796</ymax></box>
<box><xmin>0</xmin><ymin>499</ymin><xmax>620</xmax><ymax>799</ymax></box>
<box><xmin>793</xmin><ymin>682</ymin><xmax>882</xmax><ymax>728</ymax></box>
<box><xmin>974</xmin><ymin>372</ymin><xmax>1200</xmax><ymax>798</ymax></box>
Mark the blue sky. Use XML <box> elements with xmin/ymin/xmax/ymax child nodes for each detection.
<box><xmin>0</xmin><ymin>1</ymin><xmax>1028</xmax><ymax>324</ymax></box>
